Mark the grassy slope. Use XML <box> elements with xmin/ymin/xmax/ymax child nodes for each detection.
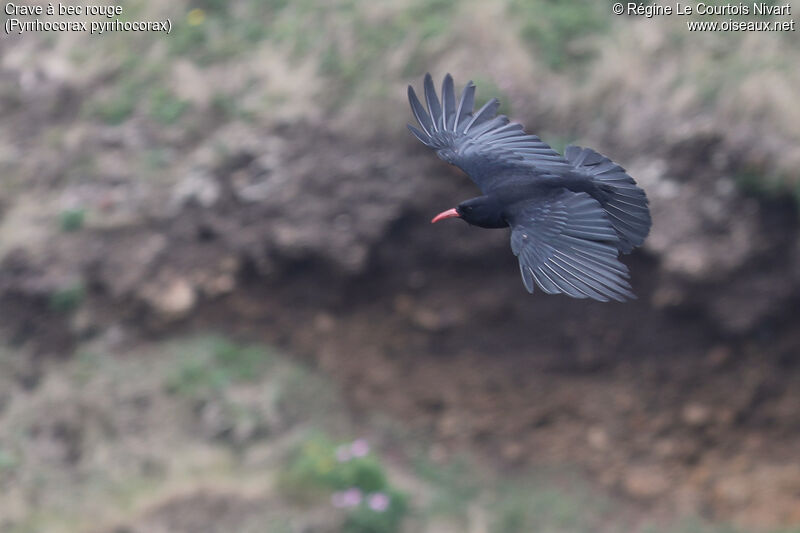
<box><xmin>4</xmin><ymin>0</ymin><xmax>798</xmax><ymax>191</ymax></box>
<box><xmin>1</xmin><ymin>335</ymin><xmax>799</xmax><ymax>533</ymax></box>
<box><xmin>2</xmin><ymin>0</ymin><xmax>797</xmax><ymax>266</ymax></box>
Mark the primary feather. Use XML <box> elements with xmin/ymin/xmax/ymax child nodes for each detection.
<box><xmin>408</xmin><ymin>73</ymin><xmax>572</xmax><ymax>193</ymax></box>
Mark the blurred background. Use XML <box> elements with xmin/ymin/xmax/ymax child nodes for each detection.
<box><xmin>1</xmin><ymin>1</ymin><xmax>799</xmax><ymax>532</ymax></box>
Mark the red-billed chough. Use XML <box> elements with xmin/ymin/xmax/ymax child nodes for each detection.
<box><xmin>408</xmin><ymin>73</ymin><xmax>651</xmax><ymax>302</ymax></box>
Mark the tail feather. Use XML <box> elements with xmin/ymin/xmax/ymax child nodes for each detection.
<box><xmin>565</xmin><ymin>146</ymin><xmax>652</xmax><ymax>254</ymax></box>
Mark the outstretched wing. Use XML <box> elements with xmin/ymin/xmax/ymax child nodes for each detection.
<box><xmin>408</xmin><ymin>73</ymin><xmax>571</xmax><ymax>194</ymax></box>
<box><xmin>509</xmin><ymin>191</ymin><xmax>636</xmax><ymax>302</ymax></box>
<box><xmin>564</xmin><ymin>146</ymin><xmax>652</xmax><ymax>254</ymax></box>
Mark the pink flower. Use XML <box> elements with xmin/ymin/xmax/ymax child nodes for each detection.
<box><xmin>350</xmin><ymin>438</ymin><xmax>369</xmax><ymax>458</ymax></box>
<box><xmin>343</xmin><ymin>488</ymin><xmax>363</xmax><ymax>506</ymax></box>
<box><xmin>331</xmin><ymin>487</ymin><xmax>363</xmax><ymax>508</ymax></box>
<box><xmin>367</xmin><ymin>492</ymin><xmax>390</xmax><ymax>512</ymax></box>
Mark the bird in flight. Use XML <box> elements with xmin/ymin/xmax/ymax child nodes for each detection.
<box><xmin>408</xmin><ymin>73</ymin><xmax>651</xmax><ymax>302</ymax></box>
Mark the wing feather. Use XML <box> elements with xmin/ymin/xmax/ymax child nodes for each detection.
<box><xmin>441</xmin><ymin>74</ymin><xmax>456</xmax><ymax>130</ymax></box>
<box><xmin>407</xmin><ymin>124</ymin><xmax>430</xmax><ymax>146</ymax></box>
<box><xmin>407</xmin><ymin>86</ymin><xmax>433</xmax><ymax>137</ymax></box>
<box><xmin>408</xmin><ymin>74</ymin><xmax>572</xmax><ymax>193</ymax></box>
<box><xmin>463</xmin><ymin>99</ymin><xmax>500</xmax><ymax>133</ymax></box>
<box><xmin>423</xmin><ymin>73</ymin><xmax>442</xmax><ymax>130</ymax></box>
<box><xmin>454</xmin><ymin>82</ymin><xmax>475</xmax><ymax>130</ymax></box>
<box><xmin>509</xmin><ymin>192</ymin><xmax>635</xmax><ymax>302</ymax></box>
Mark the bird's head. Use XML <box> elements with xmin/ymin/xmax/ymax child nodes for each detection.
<box><xmin>431</xmin><ymin>196</ymin><xmax>508</xmax><ymax>229</ymax></box>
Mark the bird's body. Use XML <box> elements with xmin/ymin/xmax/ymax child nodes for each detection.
<box><xmin>408</xmin><ymin>73</ymin><xmax>652</xmax><ymax>302</ymax></box>
<box><xmin>460</xmin><ymin>173</ymin><xmax>615</xmax><ymax>229</ymax></box>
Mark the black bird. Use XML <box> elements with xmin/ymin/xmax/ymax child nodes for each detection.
<box><xmin>408</xmin><ymin>73</ymin><xmax>651</xmax><ymax>302</ymax></box>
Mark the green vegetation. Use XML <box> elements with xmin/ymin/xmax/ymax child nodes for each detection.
<box><xmin>545</xmin><ymin>134</ymin><xmax>579</xmax><ymax>158</ymax></box>
<box><xmin>148</xmin><ymin>88</ymin><xmax>191</xmax><ymax>124</ymax></box>
<box><xmin>491</xmin><ymin>474</ymin><xmax>609</xmax><ymax>533</ymax></box>
<box><xmin>470</xmin><ymin>76</ymin><xmax>512</xmax><ymax>117</ymax></box>
<box><xmin>274</xmin><ymin>364</ymin><xmax>342</xmax><ymax>427</ymax></box>
<box><xmin>642</xmin><ymin>518</ymin><xmax>800</xmax><ymax>533</ymax></box>
<box><xmin>643</xmin><ymin>520</ymin><xmax>739</xmax><ymax>533</ymax></box>
<box><xmin>160</xmin><ymin>334</ymin><xmax>347</xmax><ymax>446</ymax></box>
<box><xmin>281</xmin><ymin>434</ymin><xmax>384</xmax><ymax>494</ymax></box>
<box><xmin>142</xmin><ymin>148</ymin><xmax>171</xmax><ymax>172</ymax></box>
<box><xmin>48</xmin><ymin>281</ymin><xmax>86</xmax><ymax>313</ymax></box>
<box><xmin>193</xmin><ymin>0</ymin><xmax>230</xmax><ymax>15</ymax></box>
<box><xmin>413</xmin><ymin>454</ymin><xmax>480</xmax><ymax>518</ymax></box>
<box><xmin>71</xmin><ymin>349</ymin><xmax>103</xmax><ymax>385</ymax></box>
<box><xmin>508</xmin><ymin>0</ymin><xmax>611</xmax><ymax>69</ymax></box>
<box><xmin>161</xmin><ymin>0</ymin><xmax>458</xmax><ymax>103</ymax></box>
<box><xmin>733</xmin><ymin>169</ymin><xmax>800</xmax><ymax>207</ymax></box>
<box><xmin>58</xmin><ymin>208</ymin><xmax>86</xmax><ymax>232</ymax></box>
<box><xmin>280</xmin><ymin>433</ymin><xmax>409</xmax><ymax>533</ymax></box>
<box><xmin>167</xmin><ymin>17</ymin><xmax>210</xmax><ymax>59</ymax></box>
<box><xmin>89</xmin><ymin>83</ymin><xmax>138</xmax><ymax>124</ymax></box>
<box><xmin>343</xmin><ymin>497</ymin><xmax>409</xmax><ymax>533</ymax></box>
<box><xmin>0</xmin><ymin>447</ymin><xmax>18</xmax><ymax>475</ymax></box>
<box><xmin>165</xmin><ymin>336</ymin><xmax>275</xmax><ymax>397</ymax></box>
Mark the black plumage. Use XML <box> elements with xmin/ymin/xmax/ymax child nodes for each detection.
<box><xmin>408</xmin><ymin>73</ymin><xmax>652</xmax><ymax>302</ymax></box>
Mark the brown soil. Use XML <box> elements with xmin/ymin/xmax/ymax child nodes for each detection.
<box><xmin>171</xmin><ymin>232</ymin><xmax>800</xmax><ymax>528</ymax></box>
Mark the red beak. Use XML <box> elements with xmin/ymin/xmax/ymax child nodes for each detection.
<box><xmin>431</xmin><ymin>208</ymin><xmax>460</xmax><ymax>224</ymax></box>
